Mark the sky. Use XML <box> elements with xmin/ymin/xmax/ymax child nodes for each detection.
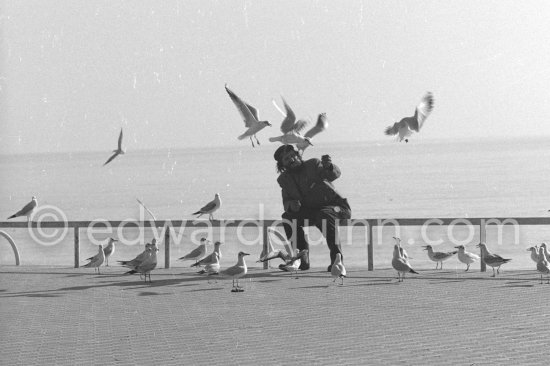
<box><xmin>1</xmin><ymin>0</ymin><xmax>550</xmax><ymax>154</ymax></box>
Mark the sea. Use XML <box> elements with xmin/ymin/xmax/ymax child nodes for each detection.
<box><xmin>1</xmin><ymin>136</ymin><xmax>550</xmax><ymax>271</ymax></box>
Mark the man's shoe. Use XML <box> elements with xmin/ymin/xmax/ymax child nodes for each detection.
<box><xmin>327</xmin><ymin>264</ymin><xmax>332</xmax><ymax>272</ymax></box>
<box><xmin>299</xmin><ymin>262</ymin><xmax>310</xmax><ymax>271</ymax></box>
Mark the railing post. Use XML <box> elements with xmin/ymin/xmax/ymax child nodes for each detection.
<box><xmin>262</xmin><ymin>221</ymin><xmax>269</xmax><ymax>270</ymax></box>
<box><xmin>480</xmin><ymin>219</ymin><xmax>486</xmax><ymax>272</ymax></box>
<box><xmin>367</xmin><ymin>220</ymin><xmax>374</xmax><ymax>271</ymax></box>
<box><xmin>74</xmin><ymin>227</ymin><xmax>80</xmax><ymax>268</ymax></box>
<box><xmin>164</xmin><ymin>225</ymin><xmax>171</xmax><ymax>269</ymax></box>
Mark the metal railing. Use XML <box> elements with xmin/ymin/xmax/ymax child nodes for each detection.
<box><xmin>1</xmin><ymin>217</ymin><xmax>549</xmax><ymax>270</ymax></box>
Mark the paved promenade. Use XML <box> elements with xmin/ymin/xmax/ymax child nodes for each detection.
<box><xmin>1</xmin><ymin>265</ymin><xmax>548</xmax><ymax>366</ymax></box>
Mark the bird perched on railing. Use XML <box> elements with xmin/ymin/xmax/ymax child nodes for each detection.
<box><xmin>192</xmin><ymin>241</ymin><xmax>223</xmax><ymax>268</ymax></box>
<box><xmin>83</xmin><ymin>244</ymin><xmax>105</xmax><ymax>274</ymax></box>
<box><xmin>455</xmin><ymin>245</ymin><xmax>480</xmax><ymax>272</ymax></box>
<box><xmin>192</xmin><ymin>194</ymin><xmax>221</xmax><ymax>222</ymax></box>
<box><xmin>7</xmin><ymin>196</ymin><xmax>37</xmax><ymax>222</ymax></box>
<box><xmin>391</xmin><ymin>244</ymin><xmax>418</xmax><ymax>282</ymax></box>
<box><xmin>125</xmin><ymin>244</ymin><xmax>159</xmax><ymax>283</ymax></box>
<box><xmin>384</xmin><ymin>92</ymin><xmax>434</xmax><ymax>143</ymax></box>
<box><xmin>527</xmin><ymin>246</ymin><xmax>540</xmax><ymax>264</ymax></box>
<box><xmin>178</xmin><ymin>238</ymin><xmax>209</xmax><ymax>266</ymax></box>
<box><xmin>331</xmin><ymin>253</ymin><xmax>346</xmax><ymax>285</ymax></box>
<box><xmin>219</xmin><ymin>251</ymin><xmax>250</xmax><ymax>292</ymax></box>
<box><xmin>476</xmin><ymin>243</ymin><xmax>512</xmax><ymax>277</ymax></box>
<box><xmin>102</xmin><ymin>238</ymin><xmax>118</xmax><ymax>266</ymax></box>
<box><xmin>536</xmin><ymin>246</ymin><xmax>550</xmax><ymax>284</ymax></box>
<box><xmin>422</xmin><ymin>245</ymin><xmax>457</xmax><ymax>270</ymax></box>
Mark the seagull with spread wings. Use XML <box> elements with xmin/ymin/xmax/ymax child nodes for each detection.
<box><xmin>384</xmin><ymin>92</ymin><xmax>434</xmax><ymax>143</ymax></box>
<box><xmin>7</xmin><ymin>196</ymin><xmax>37</xmax><ymax>222</ymax></box>
<box><xmin>225</xmin><ymin>84</ymin><xmax>272</xmax><ymax>147</ymax></box>
<box><xmin>103</xmin><ymin>128</ymin><xmax>125</xmax><ymax>166</ymax></box>
<box><xmin>270</xmin><ymin>98</ymin><xmax>328</xmax><ymax>153</ymax></box>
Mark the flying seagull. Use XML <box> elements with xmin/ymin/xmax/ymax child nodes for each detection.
<box><xmin>384</xmin><ymin>92</ymin><xmax>434</xmax><ymax>143</ymax></box>
<box><xmin>270</xmin><ymin>98</ymin><xmax>328</xmax><ymax>153</ymax></box>
<box><xmin>225</xmin><ymin>84</ymin><xmax>272</xmax><ymax>147</ymax></box>
<box><xmin>103</xmin><ymin>128</ymin><xmax>125</xmax><ymax>166</ymax></box>
<box><xmin>7</xmin><ymin>196</ymin><xmax>37</xmax><ymax>222</ymax></box>
<box><xmin>192</xmin><ymin>193</ymin><xmax>221</xmax><ymax>221</ymax></box>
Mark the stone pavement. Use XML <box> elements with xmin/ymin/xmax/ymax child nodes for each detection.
<box><xmin>0</xmin><ymin>265</ymin><xmax>549</xmax><ymax>366</ymax></box>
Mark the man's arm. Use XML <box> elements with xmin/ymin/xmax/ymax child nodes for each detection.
<box><xmin>318</xmin><ymin>155</ymin><xmax>341</xmax><ymax>182</ymax></box>
<box><xmin>278</xmin><ymin>175</ymin><xmax>302</xmax><ymax>212</ymax></box>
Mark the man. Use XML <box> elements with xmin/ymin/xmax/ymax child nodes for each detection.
<box><xmin>274</xmin><ymin>142</ymin><xmax>351</xmax><ymax>272</ymax></box>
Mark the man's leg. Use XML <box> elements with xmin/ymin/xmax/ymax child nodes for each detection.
<box><xmin>281</xmin><ymin>209</ymin><xmax>316</xmax><ymax>270</ymax></box>
<box><xmin>315</xmin><ymin>206</ymin><xmax>351</xmax><ymax>271</ymax></box>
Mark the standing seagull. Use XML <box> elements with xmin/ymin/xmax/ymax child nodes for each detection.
<box><xmin>384</xmin><ymin>92</ymin><xmax>434</xmax><ymax>143</ymax></box>
<box><xmin>192</xmin><ymin>241</ymin><xmax>223</xmax><ymax>268</ymax></box>
<box><xmin>102</xmin><ymin>238</ymin><xmax>118</xmax><ymax>266</ymax></box>
<box><xmin>331</xmin><ymin>253</ymin><xmax>346</xmax><ymax>285</ymax></box>
<box><xmin>539</xmin><ymin>243</ymin><xmax>550</xmax><ymax>261</ymax></box>
<box><xmin>7</xmin><ymin>196</ymin><xmax>37</xmax><ymax>222</ymax></box>
<box><xmin>422</xmin><ymin>245</ymin><xmax>457</xmax><ymax>270</ymax></box>
<box><xmin>225</xmin><ymin>84</ymin><xmax>272</xmax><ymax>147</ymax></box>
<box><xmin>536</xmin><ymin>246</ymin><xmax>550</xmax><ymax>284</ymax></box>
<box><xmin>527</xmin><ymin>246</ymin><xmax>540</xmax><ymax>264</ymax></box>
<box><xmin>393</xmin><ymin>236</ymin><xmax>412</xmax><ymax>261</ymax></box>
<box><xmin>220</xmin><ymin>251</ymin><xmax>250</xmax><ymax>292</ymax></box>
<box><xmin>125</xmin><ymin>244</ymin><xmax>158</xmax><ymax>283</ymax></box>
<box><xmin>83</xmin><ymin>244</ymin><xmax>105</xmax><ymax>274</ymax></box>
<box><xmin>192</xmin><ymin>193</ymin><xmax>221</xmax><ymax>222</ymax></box>
<box><xmin>455</xmin><ymin>245</ymin><xmax>480</xmax><ymax>271</ymax></box>
<box><xmin>476</xmin><ymin>243</ymin><xmax>512</xmax><ymax>277</ymax></box>
<box><xmin>178</xmin><ymin>238</ymin><xmax>209</xmax><ymax>265</ymax></box>
<box><xmin>391</xmin><ymin>244</ymin><xmax>418</xmax><ymax>282</ymax></box>
<box><xmin>118</xmin><ymin>242</ymin><xmax>153</xmax><ymax>268</ymax></box>
<box><xmin>103</xmin><ymin>128</ymin><xmax>125</xmax><ymax>166</ymax></box>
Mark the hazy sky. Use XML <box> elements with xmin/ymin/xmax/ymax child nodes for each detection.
<box><xmin>1</xmin><ymin>0</ymin><xmax>549</xmax><ymax>154</ymax></box>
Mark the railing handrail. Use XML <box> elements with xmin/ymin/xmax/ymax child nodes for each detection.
<box><xmin>1</xmin><ymin>216</ymin><xmax>549</xmax><ymax>228</ymax></box>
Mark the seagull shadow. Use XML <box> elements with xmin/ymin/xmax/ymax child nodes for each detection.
<box><xmin>187</xmin><ymin>287</ymin><xmax>224</xmax><ymax>292</ymax></box>
<box><xmin>138</xmin><ymin>291</ymin><xmax>171</xmax><ymax>296</ymax></box>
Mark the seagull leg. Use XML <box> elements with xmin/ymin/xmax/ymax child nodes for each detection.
<box><xmin>340</xmin><ymin>276</ymin><xmax>344</xmax><ymax>286</ymax></box>
<box><xmin>491</xmin><ymin>268</ymin><xmax>496</xmax><ymax>277</ymax></box>
<box><xmin>249</xmin><ymin>136</ymin><xmax>255</xmax><ymax>148</ymax></box>
<box><xmin>465</xmin><ymin>264</ymin><xmax>470</xmax><ymax>272</ymax></box>
<box><xmin>540</xmin><ymin>274</ymin><xmax>543</xmax><ymax>285</ymax></box>
<box><xmin>441</xmin><ymin>262</ymin><xmax>444</xmax><ymax>270</ymax></box>
<box><xmin>497</xmin><ymin>266</ymin><xmax>501</xmax><ymax>274</ymax></box>
<box><xmin>255</xmin><ymin>134</ymin><xmax>261</xmax><ymax>146</ymax></box>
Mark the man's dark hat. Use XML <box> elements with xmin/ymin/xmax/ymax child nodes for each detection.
<box><xmin>273</xmin><ymin>144</ymin><xmax>298</xmax><ymax>162</ymax></box>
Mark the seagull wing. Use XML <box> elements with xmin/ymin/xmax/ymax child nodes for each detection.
<box><xmin>279</xmin><ymin>97</ymin><xmax>297</xmax><ymax>133</ymax></box>
<box><xmin>117</xmin><ymin>128</ymin><xmax>123</xmax><ymax>150</ymax></box>
<box><xmin>304</xmin><ymin>113</ymin><xmax>328</xmax><ymax>139</ymax></box>
<box><xmin>225</xmin><ymin>84</ymin><xmax>259</xmax><ymax>128</ymax></box>
<box><xmin>410</xmin><ymin>92</ymin><xmax>434</xmax><ymax>132</ymax></box>
<box><xmin>15</xmin><ymin>199</ymin><xmax>37</xmax><ymax>216</ymax></box>
<box><xmin>198</xmin><ymin>200</ymin><xmax>216</xmax><ymax>213</ymax></box>
<box><xmin>103</xmin><ymin>152</ymin><xmax>120</xmax><ymax>166</ymax></box>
